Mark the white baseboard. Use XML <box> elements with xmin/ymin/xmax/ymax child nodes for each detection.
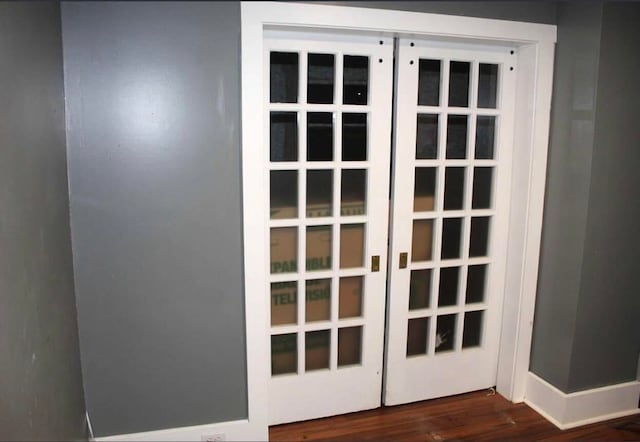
<box><xmin>94</xmin><ymin>418</ymin><xmax>266</xmax><ymax>441</ymax></box>
<box><xmin>524</xmin><ymin>372</ymin><xmax>640</xmax><ymax>429</ymax></box>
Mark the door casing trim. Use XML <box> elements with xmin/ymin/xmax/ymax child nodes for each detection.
<box><xmin>240</xmin><ymin>2</ymin><xmax>556</xmax><ymax>435</ymax></box>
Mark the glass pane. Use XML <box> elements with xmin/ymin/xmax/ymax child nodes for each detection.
<box><xmin>306</xmin><ymin>279</ymin><xmax>331</xmax><ymax>322</ymax></box>
<box><xmin>407</xmin><ymin>317</ymin><xmax>429</xmax><ymax>356</ymax></box>
<box><xmin>307</xmin><ymin>112</ymin><xmax>333</xmax><ymax>161</ymax></box>
<box><xmin>414</xmin><ymin>167</ymin><xmax>436</xmax><ymax>212</ymax></box>
<box><xmin>438</xmin><ymin>267</ymin><xmax>460</xmax><ymax>307</ymax></box>
<box><xmin>472</xmin><ymin>167</ymin><xmax>493</xmax><ymax>209</ymax></box>
<box><xmin>270</xmin><ymin>52</ymin><xmax>298</xmax><ymax>103</ymax></box>
<box><xmin>343</xmin><ymin>55</ymin><xmax>369</xmax><ymax>105</ymax></box>
<box><xmin>270</xmin><ymin>112</ymin><xmax>298</xmax><ymax>162</ymax></box>
<box><xmin>446</xmin><ymin>115</ymin><xmax>468</xmax><ymax>159</ymax></box>
<box><xmin>271</xmin><ymin>281</ymin><xmax>297</xmax><ymax>326</ymax></box>
<box><xmin>338</xmin><ymin>326</ymin><xmax>362</xmax><ymax>366</ymax></box>
<box><xmin>341</xmin><ymin>169</ymin><xmax>366</xmax><ymax>216</ymax></box>
<box><xmin>416</xmin><ymin>114</ymin><xmax>439</xmax><ymax>159</ymax></box>
<box><xmin>306</xmin><ymin>330</ymin><xmax>330</xmax><ymax>371</ymax></box>
<box><xmin>342</xmin><ymin>113</ymin><xmax>367</xmax><ymax>161</ymax></box>
<box><xmin>270</xmin><ymin>170</ymin><xmax>297</xmax><ymax>219</ymax></box>
<box><xmin>409</xmin><ymin>269</ymin><xmax>431</xmax><ymax>310</ymax></box>
<box><xmin>475</xmin><ymin>116</ymin><xmax>496</xmax><ymax>159</ymax></box>
<box><xmin>411</xmin><ymin>219</ymin><xmax>433</xmax><ymax>262</ymax></box>
<box><xmin>443</xmin><ymin>167</ymin><xmax>465</xmax><ymax>210</ymax></box>
<box><xmin>466</xmin><ymin>264</ymin><xmax>487</xmax><ymax>304</ymax></box>
<box><xmin>448</xmin><ymin>61</ymin><xmax>470</xmax><ymax>107</ymax></box>
<box><xmin>478</xmin><ymin>63</ymin><xmax>498</xmax><ymax>109</ymax></box>
<box><xmin>340</xmin><ymin>224</ymin><xmax>364</xmax><ymax>268</ymax></box>
<box><xmin>308</xmin><ymin>53</ymin><xmax>335</xmax><ymax>104</ymax></box>
<box><xmin>271</xmin><ymin>333</ymin><xmax>297</xmax><ymax>375</ymax></box>
<box><xmin>306</xmin><ymin>170</ymin><xmax>332</xmax><ymax>218</ymax></box>
<box><xmin>435</xmin><ymin>314</ymin><xmax>456</xmax><ymax>353</ymax></box>
<box><xmin>339</xmin><ymin>276</ymin><xmax>363</xmax><ymax>318</ymax></box>
<box><xmin>463</xmin><ymin>310</ymin><xmax>484</xmax><ymax>348</ymax></box>
<box><xmin>271</xmin><ymin>227</ymin><xmax>297</xmax><ymax>274</ymax></box>
<box><xmin>441</xmin><ymin>217</ymin><xmax>462</xmax><ymax>260</ymax></box>
<box><xmin>470</xmin><ymin>217</ymin><xmax>490</xmax><ymax>257</ymax></box>
<box><xmin>418</xmin><ymin>59</ymin><xmax>441</xmax><ymax>106</ymax></box>
<box><xmin>306</xmin><ymin>225</ymin><xmax>332</xmax><ymax>271</ymax></box>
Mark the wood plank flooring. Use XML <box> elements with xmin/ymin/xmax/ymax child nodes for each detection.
<box><xmin>270</xmin><ymin>390</ymin><xmax>640</xmax><ymax>441</ymax></box>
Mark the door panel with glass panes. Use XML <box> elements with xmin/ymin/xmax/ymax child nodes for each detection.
<box><xmin>264</xmin><ymin>31</ymin><xmax>517</xmax><ymax>424</ymax></box>
<box><xmin>266</xmin><ymin>31</ymin><xmax>394</xmax><ymax>425</ymax></box>
<box><xmin>384</xmin><ymin>39</ymin><xmax>517</xmax><ymax>405</ymax></box>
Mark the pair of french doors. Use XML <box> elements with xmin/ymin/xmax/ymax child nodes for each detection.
<box><xmin>265</xmin><ymin>29</ymin><xmax>516</xmax><ymax>425</ymax></box>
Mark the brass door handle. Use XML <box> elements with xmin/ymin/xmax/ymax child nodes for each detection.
<box><xmin>399</xmin><ymin>252</ymin><xmax>408</xmax><ymax>269</ymax></box>
<box><xmin>372</xmin><ymin>255</ymin><xmax>380</xmax><ymax>272</ymax></box>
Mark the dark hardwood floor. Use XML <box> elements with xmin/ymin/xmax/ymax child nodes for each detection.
<box><xmin>270</xmin><ymin>390</ymin><xmax>640</xmax><ymax>441</ymax></box>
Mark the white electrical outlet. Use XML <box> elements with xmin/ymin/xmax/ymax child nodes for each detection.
<box><xmin>201</xmin><ymin>433</ymin><xmax>226</xmax><ymax>442</ymax></box>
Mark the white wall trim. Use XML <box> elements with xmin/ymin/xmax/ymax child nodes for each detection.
<box><xmin>525</xmin><ymin>372</ymin><xmax>640</xmax><ymax>429</ymax></box>
<box><xmin>95</xmin><ymin>419</ymin><xmax>260</xmax><ymax>442</ymax></box>
<box><xmin>241</xmin><ymin>1</ymin><xmax>556</xmax><ymax>431</ymax></box>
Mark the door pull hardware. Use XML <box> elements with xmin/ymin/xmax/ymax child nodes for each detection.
<box><xmin>372</xmin><ymin>255</ymin><xmax>380</xmax><ymax>272</ymax></box>
<box><xmin>399</xmin><ymin>252</ymin><xmax>408</xmax><ymax>269</ymax></box>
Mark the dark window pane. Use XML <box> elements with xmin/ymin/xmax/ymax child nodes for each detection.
<box><xmin>307</xmin><ymin>112</ymin><xmax>333</xmax><ymax>161</ymax></box>
<box><xmin>306</xmin><ymin>225</ymin><xmax>332</xmax><ymax>271</ymax></box>
<box><xmin>446</xmin><ymin>115</ymin><xmax>468</xmax><ymax>159</ymax></box>
<box><xmin>448</xmin><ymin>61</ymin><xmax>470</xmax><ymax>107</ymax></box>
<box><xmin>271</xmin><ymin>281</ymin><xmax>297</xmax><ymax>326</ymax></box>
<box><xmin>463</xmin><ymin>311</ymin><xmax>484</xmax><ymax>348</ymax></box>
<box><xmin>472</xmin><ymin>167</ymin><xmax>493</xmax><ymax>209</ymax></box>
<box><xmin>407</xmin><ymin>317</ymin><xmax>429</xmax><ymax>356</ymax></box>
<box><xmin>469</xmin><ymin>217</ymin><xmax>490</xmax><ymax>257</ymax></box>
<box><xmin>340</xmin><ymin>224</ymin><xmax>364</xmax><ymax>269</ymax></box>
<box><xmin>475</xmin><ymin>116</ymin><xmax>496</xmax><ymax>159</ymax></box>
<box><xmin>478</xmin><ymin>63</ymin><xmax>498</xmax><ymax>109</ymax></box>
<box><xmin>338</xmin><ymin>326</ymin><xmax>362</xmax><ymax>366</ymax></box>
<box><xmin>438</xmin><ymin>266</ymin><xmax>459</xmax><ymax>307</ymax></box>
<box><xmin>343</xmin><ymin>55</ymin><xmax>369</xmax><ymax>105</ymax></box>
<box><xmin>270</xmin><ymin>52</ymin><xmax>298</xmax><ymax>103</ymax></box>
<box><xmin>418</xmin><ymin>59</ymin><xmax>441</xmax><ymax>106</ymax></box>
<box><xmin>270</xmin><ymin>112</ymin><xmax>298</xmax><ymax>162</ymax></box>
<box><xmin>409</xmin><ymin>269</ymin><xmax>431</xmax><ymax>310</ymax></box>
<box><xmin>306</xmin><ymin>330</ymin><xmax>330</xmax><ymax>371</ymax></box>
<box><xmin>441</xmin><ymin>217</ymin><xmax>462</xmax><ymax>260</ymax></box>
<box><xmin>341</xmin><ymin>169</ymin><xmax>366</xmax><ymax>216</ymax></box>
<box><xmin>414</xmin><ymin>167</ymin><xmax>436</xmax><ymax>212</ymax></box>
<box><xmin>443</xmin><ymin>167</ymin><xmax>465</xmax><ymax>210</ymax></box>
<box><xmin>306</xmin><ymin>170</ymin><xmax>332</xmax><ymax>217</ymax></box>
<box><xmin>416</xmin><ymin>114</ymin><xmax>439</xmax><ymax>159</ymax></box>
<box><xmin>466</xmin><ymin>265</ymin><xmax>487</xmax><ymax>304</ymax></box>
<box><xmin>305</xmin><ymin>279</ymin><xmax>331</xmax><ymax>323</ymax></box>
<box><xmin>342</xmin><ymin>113</ymin><xmax>367</xmax><ymax>161</ymax></box>
<box><xmin>270</xmin><ymin>170</ymin><xmax>297</xmax><ymax>219</ymax></box>
<box><xmin>435</xmin><ymin>314</ymin><xmax>456</xmax><ymax>353</ymax></box>
<box><xmin>271</xmin><ymin>227</ymin><xmax>297</xmax><ymax>274</ymax></box>
<box><xmin>271</xmin><ymin>333</ymin><xmax>297</xmax><ymax>375</ymax></box>
<box><xmin>411</xmin><ymin>219</ymin><xmax>433</xmax><ymax>262</ymax></box>
<box><xmin>308</xmin><ymin>53</ymin><xmax>334</xmax><ymax>104</ymax></box>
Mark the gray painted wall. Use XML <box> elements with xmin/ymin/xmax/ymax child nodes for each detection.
<box><xmin>61</xmin><ymin>2</ymin><xmax>246</xmax><ymax>437</ymax></box>
<box><xmin>531</xmin><ymin>1</ymin><xmax>640</xmax><ymax>393</ymax></box>
<box><xmin>530</xmin><ymin>1</ymin><xmax>603</xmax><ymax>392</ymax></box>
<box><xmin>567</xmin><ymin>2</ymin><xmax>640</xmax><ymax>392</ymax></box>
<box><xmin>0</xmin><ymin>2</ymin><xmax>87</xmax><ymax>440</ymax></box>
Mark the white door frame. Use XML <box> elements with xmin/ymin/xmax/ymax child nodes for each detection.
<box><xmin>240</xmin><ymin>2</ymin><xmax>556</xmax><ymax>436</ymax></box>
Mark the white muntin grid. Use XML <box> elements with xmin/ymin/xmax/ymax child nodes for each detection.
<box><xmin>265</xmin><ymin>35</ymin><xmax>391</xmax><ymax>376</ymax></box>
<box><xmin>398</xmin><ymin>43</ymin><xmax>513</xmax><ymax>358</ymax></box>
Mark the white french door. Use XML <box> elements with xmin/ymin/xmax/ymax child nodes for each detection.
<box><xmin>264</xmin><ymin>30</ymin><xmax>517</xmax><ymax>424</ymax></box>
<box><xmin>265</xmin><ymin>30</ymin><xmax>394</xmax><ymax>425</ymax></box>
<box><xmin>384</xmin><ymin>38</ymin><xmax>517</xmax><ymax>405</ymax></box>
